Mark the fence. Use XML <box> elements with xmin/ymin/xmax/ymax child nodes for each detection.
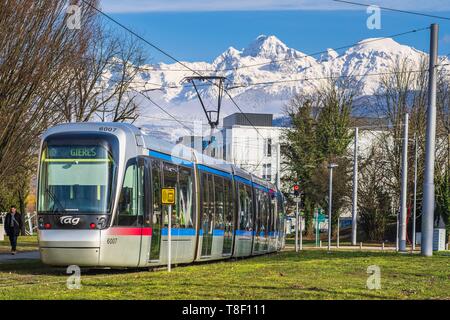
<box><xmin>0</xmin><ymin>212</ymin><xmax>37</xmax><ymax>236</ymax></box>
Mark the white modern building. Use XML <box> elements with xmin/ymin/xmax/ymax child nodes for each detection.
<box><xmin>177</xmin><ymin>113</ymin><xmax>284</xmax><ymax>185</ymax></box>
<box><xmin>221</xmin><ymin>113</ymin><xmax>283</xmax><ymax>183</ymax></box>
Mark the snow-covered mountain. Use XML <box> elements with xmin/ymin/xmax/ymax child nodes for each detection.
<box><xmin>104</xmin><ymin>35</ymin><xmax>446</xmax><ymax>141</ymax></box>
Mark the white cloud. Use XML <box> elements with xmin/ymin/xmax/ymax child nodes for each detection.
<box><xmin>100</xmin><ymin>0</ymin><xmax>450</xmax><ymax>13</ymax></box>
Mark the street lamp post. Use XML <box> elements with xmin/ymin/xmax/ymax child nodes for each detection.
<box><xmin>327</xmin><ymin>163</ymin><xmax>338</xmax><ymax>252</ymax></box>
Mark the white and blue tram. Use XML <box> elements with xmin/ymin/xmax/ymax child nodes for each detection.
<box><xmin>36</xmin><ymin>122</ymin><xmax>286</xmax><ymax>267</ymax></box>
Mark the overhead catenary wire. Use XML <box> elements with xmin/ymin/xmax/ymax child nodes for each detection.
<box><xmin>81</xmin><ymin>0</ymin><xmax>267</xmax><ymax>144</ymax></box>
<box><xmin>81</xmin><ymin>1</ymin><xmax>436</xmax><ymax>175</ymax></box>
<box><xmin>108</xmin><ymin>27</ymin><xmax>429</xmax><ymax>73</ymax></box>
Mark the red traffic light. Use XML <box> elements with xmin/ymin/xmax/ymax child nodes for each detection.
<box><xmin>293</xmin><ymin>185</ymin><xmax>300</xmax><ymax>191</ymax></box>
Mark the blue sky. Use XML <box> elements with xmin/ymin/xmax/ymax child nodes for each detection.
<box><xmin>99</xmin><ymin>1</ymin><xmax>450</xmax><ymax>63</ymax></box>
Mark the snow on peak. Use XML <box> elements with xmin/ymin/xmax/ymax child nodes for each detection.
<box><xmin>242</xmin><ymin>35</ymin><xmax>290</xmax><ymax>59</ymax></box>
<box><xmin>349</xmin><ymin>37</ymin><xmax>408</xmax><ymax>53</ymax></box>
<box><xmin>319</xmin><ymin>48</ymin><xmax>339</xmax><ymax>62</ymax></box>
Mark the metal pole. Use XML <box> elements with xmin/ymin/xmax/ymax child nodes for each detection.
<box><xmin>299</xmin><ymin>210</ymin><xmax>303</xmax><ymax>251</ymax></box>
<box><xmin>295</xmin><ymin>202</ymin><xmax>299</xmax><ymax>252</ymax></box>
<box><xmin>276</xmin><ymin>143</ymin><xmax>281</xmax><ymax>189</ymax></box>
<box><xmin>328</xmin><ymin>167</ymin><xmax>333</xmax><ymax>252</ymax></box>
<box><xmin>315</xmin><ymin>210</ymin><xmax>319</xmax><ymax>247</ymax></box>
<box><xmin>168</xmin><ymin>205</ymin><xmax>172</xmax><ymax>272</ymax></box>
<box><xmin>400</xmin><ymin>112</ymin><xmax>409</xmax><ymax>252</ymax></box>
<box><xmin>412</xmin><ymin>134</ymin><xmax>418</xmax><ymax>251</ymax></box>
<box><xmin>422</xmin><ymin>23</ymin><xmax>439</xmax><ymax>257</ymax></box>
<box><xmin>396</xmin><ymin>212</ymin><xmax>399</xmax><ymax>252</ymax></box>
<box><xmin>337</xmin><ymin>216</ymin><xmax>340</xmax><ymax>248</ymax></box>
<box><xmin>351</xmin><ymin>127</ymin><xmax>359</xmax><ymax>246</ymax></box>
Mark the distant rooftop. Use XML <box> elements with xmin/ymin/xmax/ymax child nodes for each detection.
<box><xmin>223</xmin><ymin>113</ymin><xmax>273</xmax><ymax>128</ymax></box>
<box><xmin>351</xmin><ymin>116</ymin><xmax>390</xmax><ymax>130</ymax></box>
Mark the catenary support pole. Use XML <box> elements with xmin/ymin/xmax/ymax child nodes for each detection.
<box><xmin>422</xmin><ymin>23</ymin><xmax>439</xmax><ymax>257</ymax></box>
<box><xmin>327</xmin><ymin>164</ymin><xmax>337</xmax><ymax>252</ymax></box>
<box><xmin>412</xmin><ymin>134</ymin><xmax>418</xmax><ymax>251</ymax></box>
<box><xmin>168</xmin><ymin>204</ymin><xmax>172</xmax><ymax>272</ymax></box>
<box><xmin>276</xmin><ymin>143</ymin><xmax>281</xmax><ymax>189</ymax></box>
<box><xmin>400</xmin><ymin>112</ymin><xmax>409</xmax><ymax>252</ymax></box>
<box><xmin>351</xmin><ymin>127</ymin><xmax>359</xmax><ymax>246</ymax></box>
<box><xmin>295</xmin><ymin>201</ymin><xmax>299</xmax><ymax>252</ymax></box>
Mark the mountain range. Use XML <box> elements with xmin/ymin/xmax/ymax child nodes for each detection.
<box><xmin>104</xmin><ymin>35</ymin><xmax>446</xmax><ymax>141</ymax></box>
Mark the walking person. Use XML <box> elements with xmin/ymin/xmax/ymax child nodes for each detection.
<box><xmin>4</xmin><ymin>206</ymin><xmax>23</xmax><ymax>255</ymax></box>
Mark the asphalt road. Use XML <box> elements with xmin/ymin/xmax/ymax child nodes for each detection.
<box><xmin>0</xmin><ymin>251</ymin><xmax>40</xmax><ymax>262</ymax></box>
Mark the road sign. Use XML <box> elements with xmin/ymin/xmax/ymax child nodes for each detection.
<box><xmin>293</xmin><ymin>197</ymin><xmax>301</xmax><ymax>203</ymax></box>
<box><xmin>162</xmin><ymin>188</ymin><xmax>176</xmax><ymax>205</ymax></box>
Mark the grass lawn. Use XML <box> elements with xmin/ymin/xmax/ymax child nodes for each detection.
<box><xmin>0</xmin><ymin>249</ymin><xmax>448</xmax><ymax>300</ymax></box>
<box><xmin>0</xmin><ymin>236</ymin><xmax>38</xmax><ymax>254</ymax></box>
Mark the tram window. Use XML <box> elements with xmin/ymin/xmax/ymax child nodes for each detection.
<box><xmin>223</xmin><ymin>179</ymin><xmax>233</xmax><ymax>232</ymax></box>
<box><xmin>238</xmin><ymin>183</ymin><xmax>247</xmax><ymax>230</ymax></box>
<box><xmin>214</xmin><ymin>176</ymin><xmax>224</xmax><ymax>230</ymax></box>
<box><xmin>117</xmin><ymin>159</ymin><xmax>144</xmax><ymax>226</ymax></box>
<box><xmin>162</xmin><ymin>162</ymin><xmax>178</xmax><ymax>227</ymax></box>
<box><xmin>238</xmin><ymin>183</ymin><xmax>253</xmax><ymax>231</ymax></box>
<box><xmin>200</xmin><ymin>173</ymin><xmax>214</xmax><ymax>234</ymax></box>
<box><xmin>208</xmin><ymin>174</ymin><xmax>215</xmax><ymax>229</ymax></box>
<box><xmin>254</xmin><ymin>189</ymin><xmax>262</xmax><ymax>234</ymax></box>
<box><xmin>178</xmin><ymin>167</ymin><xmax>194</xmax><ymax>228</ymax></box>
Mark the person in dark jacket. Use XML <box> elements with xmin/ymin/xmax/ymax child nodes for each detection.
<box><xmin>4</xmin><ymin>206</ymin><xmax>22</xmax><ymax>255</ymax></box>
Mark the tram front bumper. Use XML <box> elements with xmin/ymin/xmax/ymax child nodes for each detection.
<box><xmin>38</xmin><ymin>229</ymin><xmax>101</xmax><ymax>267</ymax></box>
<box><xmin>40</xmin><ymin>247</ymin><xmax>100</xmax><ymax>266</ymax></box>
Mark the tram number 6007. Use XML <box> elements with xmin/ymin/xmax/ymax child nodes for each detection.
<box><xmin>106</xmin><ymin>238</ymin><xmax>118</xmax><ymax>245</ymax></box>
<box><xmin>99</xmin><ymin>127</ymin><xmax>117</xmax><ymax>133</ymax></box>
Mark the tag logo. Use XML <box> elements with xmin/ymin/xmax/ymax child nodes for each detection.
<box><xmin>60</xmin><ymin>216</ymin><xmax>81</xmax><ymax>225</ymax></box>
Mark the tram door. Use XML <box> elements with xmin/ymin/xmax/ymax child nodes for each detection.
<box><xmin>200</xmin><ymin>173</ymin><xmax>214</xmax><ymax>257</ymax></box>
<box><xmin>149</xmin><ymin>159</ymin><xmax>162</xmax><ymax>261</ymax></box>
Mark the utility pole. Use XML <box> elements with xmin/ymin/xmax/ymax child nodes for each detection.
<box><xmin>399</xmin><ymin>112</ymin><xmax>409</xmax><ymax>252</ymax></box>
<box><xmin>422</xmin><ymin>23</ymin><xmax>439</xmax><ymax>257</ymax></box>
<box><xmin>337</xmin><ymin>216</ymin><xmax>340</xmax><ymax>248</ymax></box>
<box><xmin>412</xmin><ymin>134</ymin><xmax>418</xmax><ymax>251</ymax></box>
<box><xmin>295</xmin><ymin>201</ymin><xmax>299</xmax><ymax>253</ymax></box>
<box><xmin>351</xmin><ymin>127</ymin><xmax>359</xmax><ymax>246</ymax></box>
<box><xmin>299</xmin><ymin>200</ymin><xmax>303</xmax><ymax>251</ymax></box>
<box><xmin>327</xmin><ymin>163</ymin><xmax>338</xmax><ymax>252</ymax></box>
<box><xmin>276</xmin><ymin>143</ymin><xmax>281</xmax><ymax>190</ymax></box>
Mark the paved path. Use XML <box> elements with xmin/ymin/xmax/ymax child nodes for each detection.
<box><xmin>285</xmin><ymin>244</ymin><xmax>401</xmax><ymax>252</ymax></box>
<box><xmin>0</xmin><ymin>251</ymin><xmax>40</xmax><ymax>262</ymax></box>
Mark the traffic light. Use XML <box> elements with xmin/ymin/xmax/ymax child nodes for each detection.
<box><xmin>293</xmin><ymin>184</ymin><xmax>300</xmax><ymax>196</ymax></box>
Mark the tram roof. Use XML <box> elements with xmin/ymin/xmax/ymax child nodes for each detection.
<box><xmin>42</xmin><ymin>122</ymin><xmax>276</xmax><ymax>190</ymax></box>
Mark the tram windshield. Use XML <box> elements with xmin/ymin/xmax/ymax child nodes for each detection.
<box><xmin>38</xmin><ymin>141</ymin><xmax>117</xmax><ymax>214</ymax></box>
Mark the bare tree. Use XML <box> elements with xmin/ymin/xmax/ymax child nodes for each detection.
<box><xmin>56</xmin><ymin>25</ymin><xmax>146</xmax><ymax>123</ymax></box>
<box><xmin>0</xmin><ymin>0</ymin><xmax>99</xmax><ymax>182</ymax></box>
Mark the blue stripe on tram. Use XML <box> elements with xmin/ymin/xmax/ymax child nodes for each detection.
<box><xmin>235</xmin><ymin>230</ymin><xmax>253</xmax><ymax>236</ymax></box>
<box><xmin>234</xmin><ymin>176</ymin><xmax>252</xmax><ymax>186</ymax></box>
<box><xmin>149</xmin><ymin>150</ymin><xmax>193</xmax><ymax>167</ymax></box>
<box><xmin>199</xmin><ymin>229</ymin><xmax>227</xmax><ymax>236</ymax></box>
<box><xmin>197</xmin><ymin>164</ymin><xmax>232</xmax><ymax>179</ymax></box>
<box><xmin>161</xmin><ymin>228</ymin><xmax>196</xmax><ymax>236</ymax></box>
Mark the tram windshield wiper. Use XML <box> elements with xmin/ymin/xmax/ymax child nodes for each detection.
<box><xmin>45</xmin><ymin>188</ymin><xmax>66</xmax><ymax>214</ymax></box>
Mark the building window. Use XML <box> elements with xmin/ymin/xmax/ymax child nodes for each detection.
<box><xmin>262</xmin><ymin>163</ymin><xmax>272</xmax><ymax>181</ymax></box>
<box><xmin>265</xmin><ymin>138</ymin><xmax>272</xmax><ymax>157</ymax></box>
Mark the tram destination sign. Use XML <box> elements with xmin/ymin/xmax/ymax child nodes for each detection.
<box><xmin>48</xmin><ymin>145</ymin><xmax>108</xmax><ymax>159</ymax></box>
<box><xmin>161</xmin><ymin>188</ymin><xmax>176</xmax><ymax>205</ymax></box>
